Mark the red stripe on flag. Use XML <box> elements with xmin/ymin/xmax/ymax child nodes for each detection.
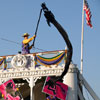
<box><xmin>84</xmin><ymin>0</ymin><xmax>92</xmax><ymax>28</ymax></box>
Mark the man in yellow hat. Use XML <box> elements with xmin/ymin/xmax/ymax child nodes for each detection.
<box><xmin>22</xmin><ymin>33</ymin><xmax>35</xmax><ymax>54</ymax></box>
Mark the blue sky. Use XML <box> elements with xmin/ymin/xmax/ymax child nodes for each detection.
<box><xmin>0</xmin><ymin>0</ymin><xmax>100</xmax><ymax>98</ymax></box>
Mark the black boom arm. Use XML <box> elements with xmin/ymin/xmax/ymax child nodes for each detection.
<box><xmin>41</xmin><ymin>3</ymin><xmax>73</xmax><ymax>80</ymax></box>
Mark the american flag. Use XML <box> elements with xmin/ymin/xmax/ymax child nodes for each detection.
<box><xmin>84</xmin><ymin>0</ymin><xmax>92</xmax><ymax>28</ymax></box>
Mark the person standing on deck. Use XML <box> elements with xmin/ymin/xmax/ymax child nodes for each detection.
<box><xmin>22</xmin><ymin>33</ymin><xmax>35</xmax><ymax>54</ymax></box>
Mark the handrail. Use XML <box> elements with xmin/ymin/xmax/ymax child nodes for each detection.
<box><xmin>0</xmin><ymin>50</ymin><xmax>67</xmax><ymax>70</ymax></box>
<box><xmin>0</xmin><ymin>49</ymin><xmax>67</xmax><ymax>58</ymax></box>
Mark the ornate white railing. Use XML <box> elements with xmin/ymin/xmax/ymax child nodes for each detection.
<box><xmin>0</xmin><ymin>66</ymin><xmax>64</xmax><ymax>79</ymax></box>
<box><xmin>0</xmin><ymin>50</ymin><xmax>66</xmax><ymax>79</ymax></box>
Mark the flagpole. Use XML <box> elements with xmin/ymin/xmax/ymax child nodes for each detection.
<box><xmin>81</xmin><ymin>0</ymin><xmax>85</xmax><ymax>74</ymax></box>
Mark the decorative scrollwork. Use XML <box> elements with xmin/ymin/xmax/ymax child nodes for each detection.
<box><xmin>11</xmin><ymin>54</ymin><xmax>27</xmax><ymax>68</ymax></box>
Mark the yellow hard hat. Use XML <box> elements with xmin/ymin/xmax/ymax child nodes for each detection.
<box><xmin>22</xmin><ymin>33</ymin><xmax>30</xmax><ymax>37</ymax></box>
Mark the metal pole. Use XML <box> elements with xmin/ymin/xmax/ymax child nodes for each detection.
<box><xmin>30</xmin><ymin>77</ymin><xmax>34</xmax><ymax>100</ymax></box>
<box><xmin>33</xmin><ymin>9</ymin><xmax>42</xmax><ymax>47</ymax></box>
<box><xmin>79</xmin><ymin>73</ymin><xmax>100</xmax><ymax>100</ymax></box>
<box><xmin>81</xmin><ymin>0</ymin><xmax>85</xmax><ymax>74</ymax></box>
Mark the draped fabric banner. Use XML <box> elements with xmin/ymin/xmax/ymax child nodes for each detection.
<box><xmin>0</xmin><ymin>58</ymin><xmax>5</xmax><ymax>67</ymax></box>
<box><xmin>35</xmin><ymin>51</ymin><xmax>66</xmax><ymax>67</ymax></box>
<box><xmin>0</xmin><ymin>57</ymin><xmax>7</xmax><ymax>69</ymax></box>
<box><xmin>4</xmin><ymin>58</ymin><xmax>7</xmax><ymax>70</ymax></box>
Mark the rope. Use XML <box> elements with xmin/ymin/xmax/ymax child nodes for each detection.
<box><xmin>0</xmin><ymin>37</ymin><xmax>20</xmax><ymax>45</ymax></box>
<box><xmin>32</xmin><ymin>47</ymin><xmax>47</xmax><ymax>52</ymax></box>
<box><xmin>0</xmin><ymin>37</ymin><xmax>47</xmax><ymax>52</ymax></box>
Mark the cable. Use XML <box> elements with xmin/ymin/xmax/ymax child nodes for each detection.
<box><xmin>32</xmin><ymin>47</ymin><xmax>47</xmax><ymax>52</ymax></box>
<box><xmin>0</xmin><ymin>37</ymin><xmax>21</xmax><ymax>45</ymax></box>
<box><xmin>0</xmin><ymin>37</ymin><xmax>47</xmax><ymax>52</ymax></box>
